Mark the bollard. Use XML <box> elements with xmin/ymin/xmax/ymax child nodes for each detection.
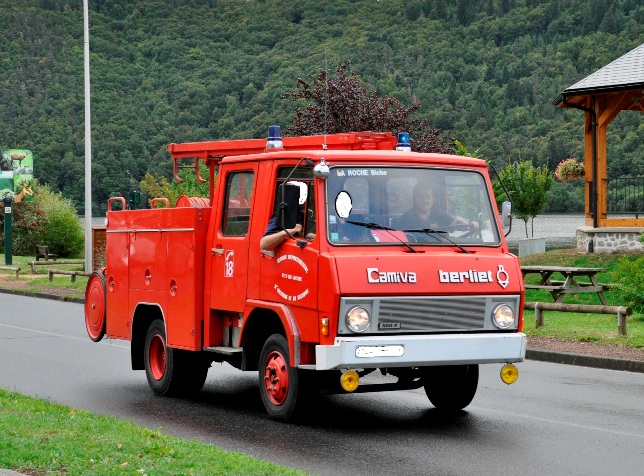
<box><xmin>534</xmin><ymin>302</ymin><xmax>543</xmax><ymax>328</ymax></box>
<box><xmin>617</xmin><ymin>306</ymin><xmax>627</xmax><ymax>336</ymax></box>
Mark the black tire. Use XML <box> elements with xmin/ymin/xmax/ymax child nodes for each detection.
<box><xmin>258</xmin><ymin>334</ymin><xmax>301</xmax><ymax>421</ymax></box>
<box><xmin>144</xmin><ymin>320</ymin><xmax>208</xmax><ymax>397</ymax></box>
<box><xmin>422</xmin><ymin>364</ymin><xmax>479</xmax><ymax>411</ymax></box>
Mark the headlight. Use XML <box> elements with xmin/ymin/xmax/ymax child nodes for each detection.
<box><xmin>346</xmin><ymin>306</ymin><xmax>370</xmax><ymax>333</ymax></box>
<box><xmin>492</xmin><ymin>304</ymin><xmax>515</xmax><ymax>329</ymax></box>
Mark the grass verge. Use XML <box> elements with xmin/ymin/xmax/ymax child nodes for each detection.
<box><xmin>0</xmin><ymin>255</ymin><xmax>87</xmax><ymax>300</ymax></box>
<box><xmin>520</xmin><ymin>249</ymin><xmax>643</xmax><ymax>348</ymax></box>
<box><xmin>0</xmin><ymin>388</ymin><xmax>304</xmax><ymax>476</ymax></box>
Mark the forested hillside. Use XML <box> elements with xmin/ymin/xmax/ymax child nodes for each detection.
<box><xmin>0</xmin><ymin>0</ymin><xmax>642</xmax><ymax>214</ymax></box>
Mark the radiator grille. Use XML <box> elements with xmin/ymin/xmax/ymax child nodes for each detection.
<box><xmin>377</xmin><ymin>296</ymin><xmax>487</xmax><ymax>332</ymax></box>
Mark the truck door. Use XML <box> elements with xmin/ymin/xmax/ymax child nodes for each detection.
<box><xmin>209</xmin><ymin>166</ymin><xmax>257</xmax><ymax>312</ymax></box>
<box><xmin>259</xmin><ymin>174</ymin><xmax>319</xmax><ymax>338</ymax></box>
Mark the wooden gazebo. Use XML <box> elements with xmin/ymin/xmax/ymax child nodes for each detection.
<box><xmin>554</xmin><ymin>42</ymin><xmax>644</xmax><ymax>252</ymax></box>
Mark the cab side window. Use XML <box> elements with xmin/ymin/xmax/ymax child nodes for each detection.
<box><xmin>275</xmin><ymin>167</ymin><xmax>316</xmax><ymax>240</ymax></box>
<box><xmin>223</xmin><ymin>171</ymin><xmax>254</xmax><ymax>236</ymax></box>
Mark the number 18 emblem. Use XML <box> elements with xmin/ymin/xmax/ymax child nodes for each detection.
<box><xmin>224</xmin><ymin>250</ymin><xmax>234</xmax><ymax>277</ymax></box>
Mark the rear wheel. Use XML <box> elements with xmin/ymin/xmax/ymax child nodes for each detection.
<box><xmin>422</xmin><ymin>364</ymin><xmax>479</xmax><ymax>411</ymax></box>
<box><xmin>259</xmin><ymin>334</ymin><xmax>301</xmax><ymax>421</ymax></box>
<box><xmin>144</xmin><ymin>320</ymin><xmax>208</xmax><ymax>397</ymax></box>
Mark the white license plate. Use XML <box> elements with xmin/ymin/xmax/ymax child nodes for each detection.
<box><xmin>355</xmin><ymin>345</ymin><xmax>404</xmax><ymax>358</ymax></box>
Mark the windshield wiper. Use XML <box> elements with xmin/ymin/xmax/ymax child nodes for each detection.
<box><xmin>403</xmin><ymin>228</ymin><xmax>470</xmax><ymax>254</ymax></box>
<box><xmin>346</xmin><ymin>220</ymin><xmax>417</xmax><ymax>253</ymax></box>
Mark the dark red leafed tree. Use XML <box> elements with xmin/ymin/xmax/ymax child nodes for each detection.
<box><xmin>282</xmin><ymin>61</ymin><xmax>452</xmax><ymax>153</ymax></box>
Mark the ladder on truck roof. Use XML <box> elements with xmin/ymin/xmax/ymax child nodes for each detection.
<box><xmin>167</xmin><ymin>131</ymin><xmax>398</xmax><ymax>197</ymax></box>
<box><xmin>168</xmin><ymin>131</ymin><xmax>397</xmax><ymax>159</ymax></box>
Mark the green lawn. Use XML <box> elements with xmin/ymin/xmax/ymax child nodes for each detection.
<box><xmin>520</xmin><ymin>249</ymin><xmax>644</xmax><ymax>348</ymax></box>
<box><xmin>0</xmin><ymin>254</ymin><xmax>88</xmax><ymax>300</ymax></box>
<box><xmin>0</xmin><ymin>388</ymin><xmax>304</xmax><ymax>476</ymax></box>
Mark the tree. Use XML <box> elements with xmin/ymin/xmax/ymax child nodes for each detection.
<box><xmin>281</xmin><ymin>61</ymin><xmax>452</xmax><ymax>153</ymax></box>
<box><xmin>139</xmin><ymin>165</ymin><xmax>211</xmax><ymax>207</ymax></box>
<box><xmin>496</xmin><ymin>161</ymin><xmax>553</xmax><ymax>238</ymax></box>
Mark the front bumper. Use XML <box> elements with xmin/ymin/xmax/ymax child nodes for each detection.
<box><xmin>312</xmin><ymin>333</ymin><xmax>526</xmax><ymax>371</ymax></box>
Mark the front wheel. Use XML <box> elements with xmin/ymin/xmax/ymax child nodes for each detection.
<box><xmin>259</xmin><ymin>334</ymin><xmax>301</xmax><ymax>421</ymax></box>
<box><xmin>422</xmin><ymin>364</ymin><xmax>479</xmax><ymax>411</ymax></box>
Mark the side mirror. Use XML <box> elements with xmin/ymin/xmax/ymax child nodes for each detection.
<box><xmin>501</xmin><ymin>201</ymin><xmax>512</xmax><ymax>230</ymax></box>
<box><xmin>275</xmin><ymin>183</ymin><xmax>300</xmax><ymax>230</ymax></box>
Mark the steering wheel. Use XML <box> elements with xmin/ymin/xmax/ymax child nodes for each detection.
<box><xmin>446</xmin><ymin>222</ymin><xmax>481</xmax><ymax>239</ymax></box>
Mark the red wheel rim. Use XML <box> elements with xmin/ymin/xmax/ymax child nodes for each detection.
<box><xmin>84</xmin><ymin>273</ymin><xmax>106</xmax><ymax>341</ymax></box>
<box><xmin>263</xmin><ymin>350</ymin><xmax>289</xmax><ymax>406</ymax></box>
<box><xmin>148</xmin><ymin>334</ymin><xmax>166</xmax><ymax>381</ymax></box>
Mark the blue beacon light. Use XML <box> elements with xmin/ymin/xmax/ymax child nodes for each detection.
<box><xmin>395</xmin><ymin>132</ymin><xmax>412</xmax><ymax>151</ymax></box>
<box><xmin>266</xmin><ymin>125</ymin><xmax>284</xmax><ymax>149</ymax></box>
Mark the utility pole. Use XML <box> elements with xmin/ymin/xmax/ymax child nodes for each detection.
<box><xmin>83</xmin><ymin>0</ymin><xmax>93</xmax><ymax>272</ymax></box>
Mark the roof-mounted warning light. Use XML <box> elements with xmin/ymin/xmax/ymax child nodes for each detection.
<box><xmin>395</xmin><ymin>132</ymin><xmax>412</xmax><ymax>151</ymax></box>
<box><xmin>266</xmin><ymin>125</ymin><xmax>284</xmax><ymax>149</ymax></box>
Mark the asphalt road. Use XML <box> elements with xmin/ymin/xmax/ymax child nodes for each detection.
<box><xmin>1</xmin><ymin>294</ymin><xmax>643</xmax><ymax>476</ymax></box>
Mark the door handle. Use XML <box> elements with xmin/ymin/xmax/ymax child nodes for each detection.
<box><xmin>261</xmin><ymin>249</ymin><xmax>275</xmax><ymax>258</ymax></box>
<box><xmin>212</xmin><ymin>248</ymin><xmax>224</xmax><ymax>255</ymax></box>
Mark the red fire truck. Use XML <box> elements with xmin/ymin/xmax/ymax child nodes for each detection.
<box><xmin>84</xmin><ymin>128</ymin><xmax>526</xmax><ymax>421</ymax></box>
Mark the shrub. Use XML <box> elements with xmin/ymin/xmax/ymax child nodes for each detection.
<box><xmin>609</xmin><ymin>256</ymin><xmax>644</xmax><ymax>313</ymax></box>
<box><xmin>0</xmin><ymin>202</ymin><xmax>48</xmax><ymax>256</ymax></box>
<box><xmin>36</xmin><ymin>185</ymin><xmax>84</xmax><ymax>258</ymax></box>
<box><xmin>1</xmin><ymin>184</ymin><xmax>85</xmax><ymax>258</ymax></box>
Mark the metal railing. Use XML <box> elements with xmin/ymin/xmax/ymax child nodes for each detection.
<box><xmin>604</xmin><ymin>176</ymin><xmax>644</xmax><ymax>217</ymax></box>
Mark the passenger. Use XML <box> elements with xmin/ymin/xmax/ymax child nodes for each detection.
<box><xmin>396</xmin><ymin>184</ymin><xmax>477</xmax><ymax>231</ymax></box>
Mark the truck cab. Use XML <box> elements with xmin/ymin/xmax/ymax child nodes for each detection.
<box><xmin>85</xmin><ymin>129</ymin><xmax>525</xmax><ymax>421</ymax></box>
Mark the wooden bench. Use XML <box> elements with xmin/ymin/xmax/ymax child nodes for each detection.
<box><xmin>48</xmin><ymin>269</ymin><xmax>91</xmax><ymax>283</ymax></box>
<box><xmin>35</xmin><ymin>245</ymin><xmax>57</xmax><ymax>262</ymax></box>
<box><xmin>524</xmin><ymin>301</ymin><xmax>632</xmax><ymax>336</ymax></box>
<box><xmin>0</xmin><ymin>266</ymin><xmax>20</xmax><ymax>278</ymax></box>
<box><xmin>30</xmin><ymin>259</ymin><xmax>85</xmax><ymax>274</ymax></box>
<box><xmin>538</xmin><ymin>280</ymin><xmax>611</xmax><ymax>291</ymax></box>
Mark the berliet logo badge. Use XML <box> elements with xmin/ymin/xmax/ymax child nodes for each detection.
<box><xmin>438</xmin><ymin>265</ymin><xmax>510</xmax><ymax>288</ymax></box>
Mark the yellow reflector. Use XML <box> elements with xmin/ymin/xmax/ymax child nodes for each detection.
<box><xmin>340</xmin><ymin>370</ymin><xmax>360</xmax><ymax>392</ymax></box>
<box><xmin>500</xmin><ymin>364</ymin><xmax>519</xmax><ymax>385</ymax></box>
<box><xmin>321</xmin><ymin>317</ymin><xmax>329</xmax><ymax>336</ymax></box>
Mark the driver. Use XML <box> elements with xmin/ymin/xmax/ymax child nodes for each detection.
<box><xmin>260</xmin><ymin>181</ymin><xmax>313</xmax><ymax>250</ymax></box>
<box><xmin>396</xmin><ymin>184</ymin><xmax>477</xmax><ymax>231</ymax></box>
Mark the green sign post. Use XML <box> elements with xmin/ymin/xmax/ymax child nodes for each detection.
<box><xmin>3</xmin><ymin>195</ymin><xmax>12</xmax><ymax>265</ymax></box>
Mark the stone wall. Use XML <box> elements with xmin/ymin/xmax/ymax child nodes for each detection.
<box><xmin>576</xmin><ymin>226</ymin><xmax>644</xmax><ymax>253</ymax></box>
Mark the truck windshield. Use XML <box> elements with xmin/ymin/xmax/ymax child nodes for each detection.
<box><xmin>326</xmin><ymin>166</ymin><xmax>501</xmax><ymax>247</ymax></box>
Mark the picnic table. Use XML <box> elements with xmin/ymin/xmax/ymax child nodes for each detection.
<box><xmin>521</xmin><ymin>265</ymin><xmax>608</xmax><ymax>305</ymax></box>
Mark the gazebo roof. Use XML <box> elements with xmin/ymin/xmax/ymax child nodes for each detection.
<box><xmin>555</xmin><ymin>42</ymin><xmax>644</xmax><ymax>105</ymax></box>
